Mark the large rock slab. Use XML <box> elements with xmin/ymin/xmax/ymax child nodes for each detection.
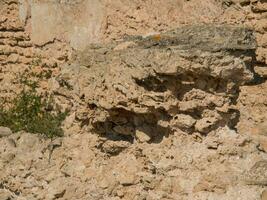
<box><xmin>60</xmin><ymin>25</ymin><xmax>257</xmax><ymax>141</ymax></box>
<box><xmin>29</xmin><ymin>0</ymin><xmax>103</xmax><ymax>49</ymax></box>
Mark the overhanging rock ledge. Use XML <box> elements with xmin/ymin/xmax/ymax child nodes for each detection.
<box><xmin>59</xmin><ymin>25</ymin><xmax>257</xmax><ymax>142</ymax></box>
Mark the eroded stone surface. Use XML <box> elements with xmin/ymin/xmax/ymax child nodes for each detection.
<box><xmin>1</xmin><ymin>1</ymin><xmax>267</xmax><ymax>200</ymax></box>
<box><xmin>0</xmin><ymin>128</ymin><xmax>266</xmax><ymax>200</ymax></box>
<box><xmin>59</xmin><ymin>25</ymin><xmax>256</xmax><ymax>141</ymax></box>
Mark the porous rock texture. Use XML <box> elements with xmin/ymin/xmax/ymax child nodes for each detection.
<box><xmin>60</xmin><ymin>25</ymin><xmax>256</xmax><ymax>142</ymax></box>
<box><xmin>1</xmin><ymin>0</ymin><xmax>267</xmax><ymax>200</ymax></box>
<box><xmin>1</xmin><ymin>127</ymin><xmax>267</xmax><ymax>200</ymax></box>
<box><xmin>0</xmin><ymin>0</ymin><xmax>72</xmax><ymax>100</ymax></box>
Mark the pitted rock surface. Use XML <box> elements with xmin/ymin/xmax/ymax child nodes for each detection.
<box><xmin>1</xmin><ymin>1</ymin><xmax>267</xmax><ymax>199</ymax></box>
<box><xmin>60</xmin><ymin>25</ymin><xmax>256</xmax><ymax>141</ymax></box>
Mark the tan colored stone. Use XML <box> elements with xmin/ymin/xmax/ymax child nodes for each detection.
<box><xmin>118</xmin><ymin>172</ymin><xmax>136</xmax><ymax>186</ymax></box>
<box><xmin>195</xmin><ymin>117</ymin><xmax>218</xmax><ymax>134</ymax></box>
<box><xmin>245</xmin><ymin>160</ymin><xmax>267</xmax><ymax>186</ymax></box>
<box><xmin>262</xmin><ymin>189</ymin><xmax>267</xmax><ymax>200</ymax></box>
<box><xmin>1</xmin><ymin>153</ymin><xmax>15</xmax><ymax>163</ymax></box>
<box><xmin>1</xmin><ymin>1</ymin><xmax>267</xmax><ymax>200</ymax></box>
<box><xmin>254</xmin><ymin>19</ymin><xmax>267</xmax><ymax>33</ymax></box>
<box><xmin>135</xmin><ymin>129</ymin><xmax>151</xmax><ymax>143</ymax></box>
<box><xmin>251</xmin><ymin>123</ymin><xmax>267</xmax><ymax>137</ymax></box>
<box><xmin>258</xmin><ymin>34</ymin><xmax>267</xmax><ymax>48</ymax></box>
<box><xmin>252</xmin><ymin>1</ymin><xmax>267</xmax><ymax>12</ymax></box>
<box><xmin>114</xmin><ymin>41</ymin><xmax>136</xmax><ymax>51</ymax></box>
<box><xmin>0</xmin><ymin>127</ymin><xmax>12</xmax><ymax>138</ymax></box>
<box><xmin>7</xmin><ymin>54</ymin><xmax>19</xmax><ymax>63</ymax></box>
<box><xmin>113</xmin><ymin>125</ymin><xmax>135</xmax><ymax>136</ymax></box>
<box><xmin>0</xmin><ymin>190</ymin><xmax>11</xmax><ymax>200</ymax></box>
<box><xmin>255</xmin><ymin>66</ymin><xmax>267</xmax><ymax>78</ymax></box>
<box><xmin>46</xmin><ymin>179</ymin><xmax>66</xmax><ymax>199</ymax></box>
<box><xmin>99</xmin><ymin>177</ymin><xmax>110</xmax><ymax>189</ymax></box>
<box><xmin>172</xmin><ymin>114</ymin><xmax>196</xmax><ymax>130</ymax></box>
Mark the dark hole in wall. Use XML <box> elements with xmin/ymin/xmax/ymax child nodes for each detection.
<box><xmin>134</xmin><ymin>72</ymin><xmax>231</xmax><ymax>100</ymax></box>
<box><xmin>92</xmin><ymin>108</ymin><xmax>171</xmax><ymax>144</ymax></box>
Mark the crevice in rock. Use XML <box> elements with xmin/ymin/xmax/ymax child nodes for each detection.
<box><xmin>60</xmin><ymin>24</ymin><xmax>257</xmax><ymax>142</ymax></box>
<box><xmin>93</xmin><ymin>108</ymin><xmax>171</xmax><ymax>144</ymax></box>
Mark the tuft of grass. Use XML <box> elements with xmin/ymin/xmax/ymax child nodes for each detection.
<box><xmin>0</xmin><ymin>89</ymin><xmax>68</xmax><ymax>138</ymax></box>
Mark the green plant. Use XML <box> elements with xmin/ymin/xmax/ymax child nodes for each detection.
<box><xmin>0</xmin><ymin>55</ymin><xmax>68</xmax><ymax>138</ymax></box>
<box><xmin>0</xmin><ymin>88</ymin><xmax>68</xmax><ymax>138</ymax></box>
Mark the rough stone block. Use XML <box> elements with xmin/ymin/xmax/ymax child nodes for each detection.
<box><xmin>59</xmin><ymin>25</ymin><xmax>257</xmax><ymax>141</ymax></box>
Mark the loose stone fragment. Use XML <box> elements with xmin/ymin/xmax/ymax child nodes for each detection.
<box><xmin>0</xmin><ymin>127</ymin><xmax>12</xmax><ymax>138</ymax></box>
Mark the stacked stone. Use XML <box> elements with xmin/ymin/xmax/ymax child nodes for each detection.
<box><xmin>0</xmin><ymin>0</ymin><xmax>71</xmax><ymax>101</ymax></box>
<box><xmin>0</xmin><ymin>0</ymin><xmax>33</xmax><ymax>74</ymax></box>
<box><xmin>0</xmin><ymin>1</ymin><xmax>33</xmax><ymax>100</ymax></box>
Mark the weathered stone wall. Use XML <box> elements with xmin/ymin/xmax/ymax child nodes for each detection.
<box><xmin>0</xmin><ymin>0</ymin><xmax>267</xmax><ymax>133</ymax></box>
<box><xmin>12</xmin><ymin>0</ymin><xmax>267</xmax><ymax>66</ymax></box>
<box><xmin>0</xmin><ymin>0</ymin><xmax>32</xmax><ymax>99</ymax></box>
<box><xmin>59</xmin><ymin>25</ymin><xmax>256</xmax><ymax>142</ymax></box>
<box><xmin>1</xmin><ymin>1</ymin><xmax>267</xmax><ymax>200</ymax></box>
<box><xmin>1</xmin><ymin>0</ymin><xmax>267</xmax><ymax>58</ymax></box>
<box><xmin>7</xmin><ymin>0</ymin><xmax>227</xmax><ymax>50</ymax></box>
<box><xmin>0</xmin><ymin>0</ymin><xmax>72</xmax><ymax>100</ymax></box>
<box><xmin>1</xmin><ymin>0</ymin><xmax>267</xmax><ymax>66</ymax></box>
<box><xmin>27</xmin><ymin>0</ymin><xmax>103</xmax><ymax>49</ymax></box>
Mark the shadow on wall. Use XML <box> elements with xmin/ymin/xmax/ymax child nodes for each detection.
<box><xmin>92</xmin><ymin>108</ymin><xmax>171</xmax><ymax>144</ymax></box>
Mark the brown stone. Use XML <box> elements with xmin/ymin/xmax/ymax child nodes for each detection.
<box><xmin>262</xmin><ymin>190</ymin><xmax>267</xmax><ymax>200</ymax></box>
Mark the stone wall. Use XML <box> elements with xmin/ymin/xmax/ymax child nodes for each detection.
<box><xmin>59</xmin><ymin>25</ymin><xmax>257</xmax><ymax>142</ymax></box>
<box><xmin>1</xmin><ymin>0</ymin><xmax>267</xmax><ymax>133</ymax></box>
<box><xmin>0</xmin><ymin>0</ymin><xmax>32</xmax><ymax>99</ymax></box>
<box><xmin>1</xmin><ymin>0</ymin><xmax>267</xmax><ymax>65</ymax></box>
<box><xmin>5</xmin><ymin>0</ymin><xmax>227</xmax><ymax>50</ymax></box>
<box><xmin>1</xmin><ymin>1</ymin><xmax>267</xmax><ymax>200</ymax></box>
<box><xmin>1</xmin><ymin>0</ymin><xmax>267</xmax><ymax>53</ymax></box>
<box><xmin>0</xmin><ymin>0</ymin><xmax>71</xmax><ymax>99</ymax></box>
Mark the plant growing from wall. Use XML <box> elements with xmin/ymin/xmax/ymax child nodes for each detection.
<box><xmin>0</xmin><ymin>70</ymin><xmax>68</xmax><ymax>138</ymax></box>
<box><xmin>0</xmin><ymin>88</ymin><xmax>67</xmax><ymax>138</ymax></box>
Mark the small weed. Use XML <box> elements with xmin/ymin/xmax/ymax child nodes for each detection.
<box><xmin>0</xmin><ymin>88</ymin><xmax>68</xmax><ymax>138</ymax></box>
<box><xmin>0</xmin><ymin>55</ymin><xmax>67</xmax><ymax>138</ymax></box>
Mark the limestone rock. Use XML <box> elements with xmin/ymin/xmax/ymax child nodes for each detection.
<box><xmin>100</xmin><ymin>140</ymin><xmax>131</xmax><ymax>155</ymax></box>
<box><xmin>0</xmin><ymin>127</ymin><xmax>12</xmax><ymax>138</ymax></box>
<box><xmin>171</xmin><ymin>114</ymin><xmax>196</xmax><ymax>131</ymax></box>
<box><xmin>0</xmin><ymin>190</ymin><xmax>11</xmax><ymax>200</ymax></box>
<box><xmin>251</xmin><ymin>122</ymin><xmax>267</xmax><ymax>137</ymax></box>
<box><xmin>250</xmin><ymin>122</ymin><xmax>267</xmax><ymax>152</ymax></box>
<box><xmin>0</xmin><ymin>1</ymin><xmax>267</xmax><ymax>200</ymax></box>
<box><xmin>262</xmin><ymin>189</ymin><xmax>267</xmax><ymax>200</ymax></box>
<box><xmin>255</xmin><ymin>66</ymin><xmax>267</xmax><ymax>78</ymax></box>
<box><xmin>135</xmin><ymin>129</ymin><xmax>151</xmax><ymax>143</ymax></box>
<box><xmin>115</xmin><ymin>155</ymin><xmax>140</xmax><ymax>186</ymax></box>
<box><xmin>118</xmin><ymin>172</ymin><xmax>136</xmax><ymax>186</ymax></box>
<box><xmin>60</xmin><ymin>25</ymin><xmax>256</xmax><ymax>140</ymax></box>
<box><xmin>195</xmin><ymin>117</ymin><xmax>218</xmax><ymax>134</ymax></box>
<box><xmin>252</xmin><ymin>0</ymin><xmax>267</xmax><ymax>12</ymax></box>
<box><xmin>244</xmin><ymin>160</ymin><xmax>267</xmax><ymax>186</ymax></box>
<box><xmin>46</xmin><ymin>179</ymin><xmax>66</xmax><ymax>200</ymax></box>
<box><xmin>1</xmin><ymin>153</ymin><xmax>15</xmax><ymax>163</ymax></box>
<box><xmin>204</xmin><ymin>136</ymin><xmax>221</xmax><ymax>149</ymax></box>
